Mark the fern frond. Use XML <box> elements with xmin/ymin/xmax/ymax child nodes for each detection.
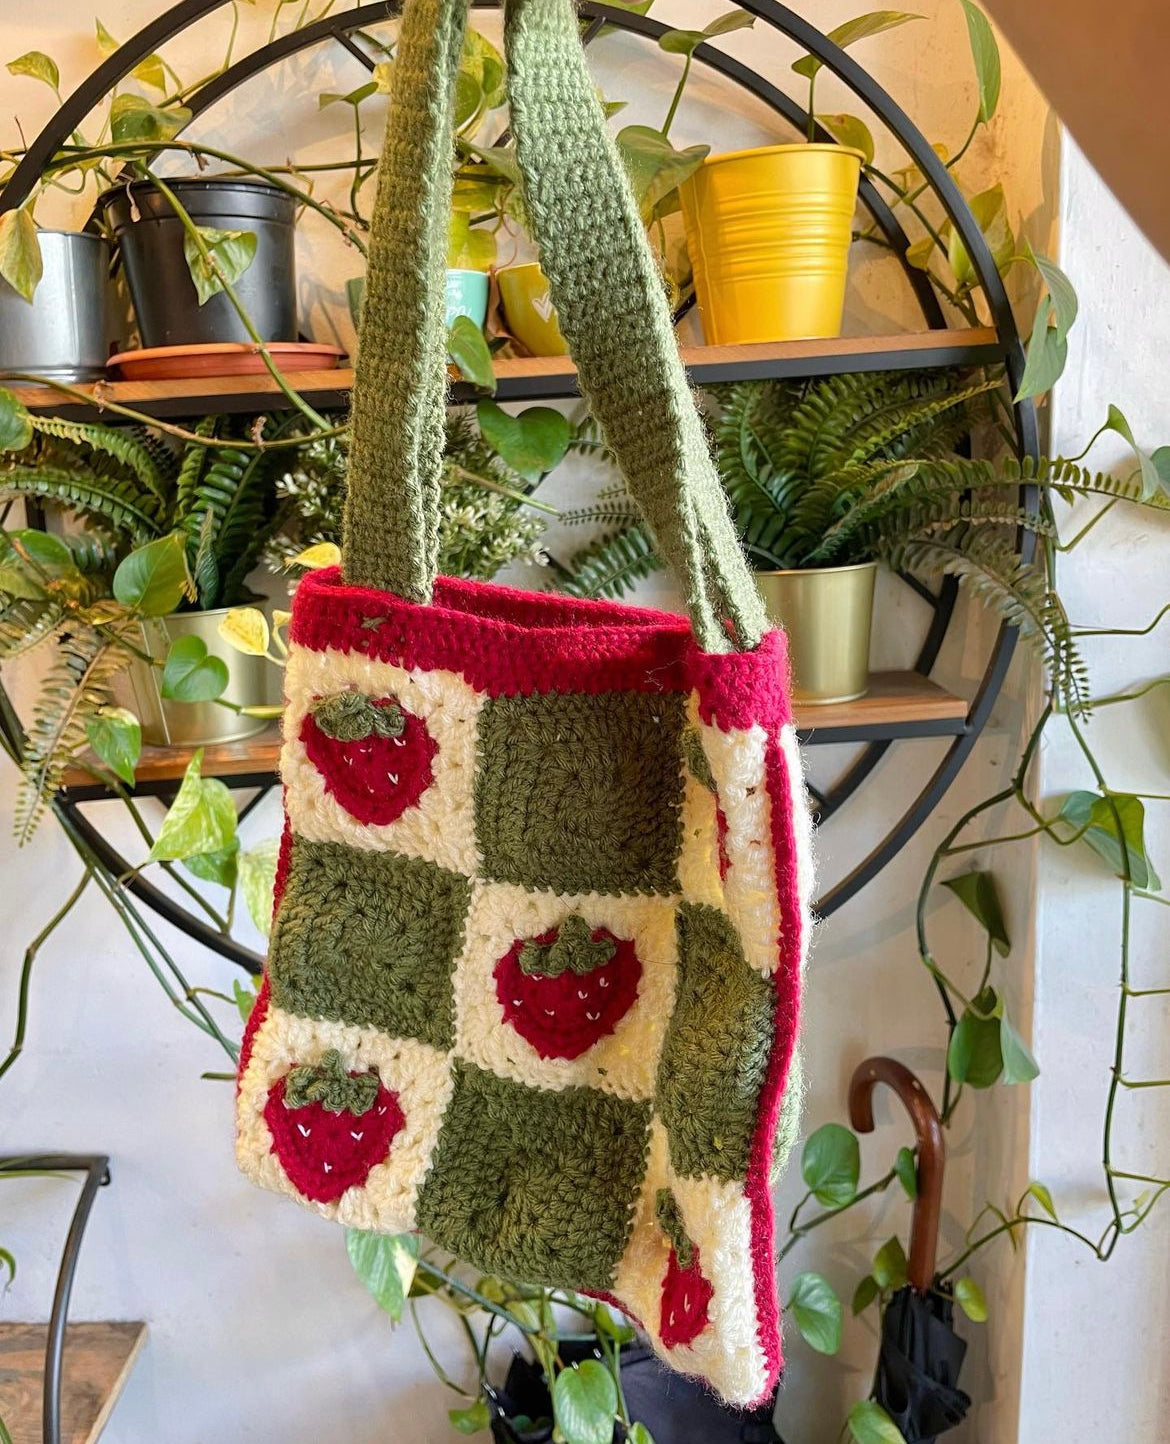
<box><xmin>14</xmin><ymin>621</ymin><xmax>135</xmax><ymax>843</ymax></box>
<box><xmin>558</xmin><ymin>499</ymin><xmax>644</xmax><ymax>528</ymax></box>
<box><xmin>173</xmin><ymin>416</ymin><xmax>219</xmax><ymax>520</ymax></box>
<box><xmin>29</xmin><ymin>416</ymin><xmax>168</xmax><ymax>499</ymax></box>
<box><xmin>885</xmin><ymin>528</ymin><xmax>1090</xmax><ymax>715</ymax></box>
<box><xmin>0</xmin><ymin>464</ymin><xmax>164</xmax><ymax>542</ymax></box>
<box><xmin>0</xmin><ymin>596</ymin><xmax>66</xmax><ymax>659</ymax></box>
<box><xmin>554</xmin><ymin>525</ymin><xmax>662</xmax><ymax>599</ymax></box>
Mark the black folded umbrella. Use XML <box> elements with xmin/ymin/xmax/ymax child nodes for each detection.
<box><xmin>873</xmin><ymin>1286</ymin><xmax>971</xmax><ymax>1444</ymax></box>
<box><xmin>488</xmin><ymin>1341</ymin><xmax>786</xmax><ymax>1444</ymax></box>
<box><xmin>850</xmin><ymin>1057</ymin><xmax>972</xmax><ymax>1444</ymax></box>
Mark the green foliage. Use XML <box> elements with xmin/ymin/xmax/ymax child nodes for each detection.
<box><xmin>943</xmin><ymin>870</ymin><xmax>1010</xmax><ymax>956</ymax></box>
<box><xmin>147</xmin><ymin>750</ymin><xmax>237</xmax><ymax>862</ymax></box>
<box><xmin>848</xmin><ymin>1400</ymin><xmax>907</xmax><ymax>1444</ymax></box>
<box><xmin>85</xmin><ymin>705</ymin><xmax>141</xmax><ymax>786</ymax></box>
<box><xmin>893</xmin><ymin>1146</ymin><xmax>918</xmax><ymax>1199</ymax></box>
<box><xmin>954</xmin><ymin>1275</ymin><xmax>988</xmax><ymax>1323</ymax></box>
<box><xmin>160</xmin><ymin>635</ymin><xmax>229</xmax><ymax>703</ymax></box>
<box><xmin>554</xmin><ymin>525</ymin><xmax>660</xmax><ymax>600</ymax></box>
<box><xmin>788</xmin><ymin>1271</ymin><xmax>844</xmax><ymax>1354</ymax></box>
<box><xmin>12</xmin><ymin>621</ymin><xmax>135</xmax><ymax>843</ymax></box>
<box><xmin>801</xmin><ymin>1122</ymin><xmax>861</xmax><ymax>1208</ymax></box>
<box><xmin>552</xmin><ymin>1359</ymin><xmax>617</xmax><ymax>1444</ymax></box>
<box><xmin>346</xmin><ymin>1229</ymin><xmax>420</xmax><ymax>1320</ymax></box>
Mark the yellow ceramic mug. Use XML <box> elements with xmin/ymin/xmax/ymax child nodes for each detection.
<box><xmin>680</xmin><ymin>143</ymin><xmax>863</xmax><ymax>345</ymax></box>
<box><xmin>497</xmin><ymin>262</ymin><xmax>569</xmax><ymax>356</ymax></box>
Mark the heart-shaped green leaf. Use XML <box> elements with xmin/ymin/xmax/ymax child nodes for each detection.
<box><xmin>448</xmin><ymin>1399</ymin><xmax>491</xmax><ymax>1435</ymax></box>
<box><xmin>148</xmin><ymin>750</ymin><xmax>237</xmax><ymax>862</ymax></box>
<box><xmin>346</xmin><ymin>1229</ymin><xmax>419</xmax><ymax>1320</ymax></box>
<box><xmin>801</xmin><ymin>1122</ymin><xmax>860</xmax><ymax>1208</ymax></box>
<box><xmin>943</xmin><ymin>870</ymin><xmax>1010</xmax><ymax>956</ymax></box>
<box><xmin>848</xmin><ymin>1399</ymin><xmax>907</xmax><ymax>1444</ymax></box>
<box><xmin>448</xmin><ymin>315</ymin><xmax>496</xmax><ymax>392</ymax></box>
<box><xmin>817</xmin><ymin>112</ymin><xmax>876</xmax><ymax>164</ymax></box>
<box><xmin>946</xmin><ymin>184</ymin><xmax>1014</xmax><ymax>288</ymax></box>
<box><xmin>947</xmin><ymin>985</ymin><xmax>1004</xmax><ymax>1088</ymax></box>
<box><xmin>615</xmin><ymin>125</ymin><xmax>709</xmax><ymax>220</ymax></box>
<box><xmin>954</xmin><ymin>1275</ymin><xmax>988</xmax><ymax>1323</ymax></box>
<box><xmin>894</xmin><ymin>1145</ymin><xmax>918</xmax><ymax>1199</ymax></box>
<box><xmin>476</xmin><ymin>400</ymin><xmax>571</xmax><ymax>483</ymax></box>
<box><xmin>0</xmin><ymin>386</ymin><xmax>33</xmax><ymax>450</ymax></box>
<box><xmin>238</xmin><ymin>838</ymin><xmax>280</xmax><ymax>936</ymax></box>
<box><xmin>161</xmin><ymin>634</ymin><xmax>229</xmax><ymax>702</ymax></box>
<box><xmin>0</xmin><ymin>529</ymin><xmax>82</xmax><ymax>598</ymax></box>
<box><xmin>852</xmin><ymin>1273</ymin><xmax>880</xmax><ymax>1315</ymax></box>
<box><xmin>1014</xmin><ymin>295</ymin><xmax>1067</xmax><ymax>401</ymax></box>
<box><xmin>1057</xmin><ymin>790</ymin><xmax>1161</xmax><ymax>889</ymax></box>
<box><xmin>183</xmin><ymin>843</ymin><xmax>239</xmax><ymax>888</ymax></box>
<box><xmin>553</xmin><ymin>1359</ymin><xmax>617</xmax><ymax>1444</ymax></box>
<box><xmin>788</xmin><ymin>1271</ymin><xmax>844</xmax><ymax>1354</ymax></box>
<box><xmin>85</xmin><ymin>705</ymin><xmax>141</xmax><ymax>786</ymax></box>
<box><xmin>959</xmin><ymin>0</ymin><xmax>1001</xmax><ymax>123</ymax></box>
<box><xmin>182</xmin><ymin>225</ymin><xmax>257</xmax><ymax>306</ymax></box>
<box><xmin>871</xmin><ymin>1235</ymin><xmax>908</xmax><ymax>1291</ymax></box>
<box><xmin>113</xmin><ymin>535</ymin><xmax>188</xmax><ymax>616</ymax></box>
<box><xmin>7</xmin><ymin>51</ymin><xmax>60</xmax><ymax>91</ymax></box>
<box><xmin>110</xmin><ymin>93</ymin><xmax>192</xmax><ymax>144</ymax></box>
<box><xmin>999</xmin><ymin>1012</ymin><xmax>1040</xmax><ymax>1084</ymax></box>
<box><xmin>0</xmin><ymin>207</ymin><xmax>43</xmax><ymax>302</ymax></box>
<box><xmin>793</xmin><ymin>11</ymin><xmax>922</xmax><ymax>80</ymax></box>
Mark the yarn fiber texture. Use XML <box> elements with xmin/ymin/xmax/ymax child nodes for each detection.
<box><xmin>236</xmin><ymin>569</ymin><xmax>815</xmax><ymax>1408</ymax></box>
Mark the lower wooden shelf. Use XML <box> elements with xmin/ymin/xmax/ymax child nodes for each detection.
<box><xmin>58</xmin><ymin>671</ymin><xmax>966</xmax><ymax>796</ymax></box>
<box><xmin>0</xmin><ymin>1322</ymin><xmax>146</xmax><ymax>1444</ymax></box>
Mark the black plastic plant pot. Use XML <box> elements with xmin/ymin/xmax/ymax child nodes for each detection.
<box><xmin>487</xmin><ymin>1342</ymin><xmax>785</xmax><ymax>1444</ymax></box>
<box><xmin>96</xmin><ymin>177</ymin><xmax>297</xmax><ymax>347</ymax></box>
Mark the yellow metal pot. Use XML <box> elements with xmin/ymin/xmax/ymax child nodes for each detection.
<box><xmin>757</xmin><ymin>562</ymin><xmax>876</xmax><ymax>704</ymax></box>
<box><xmin>497</xmin><ymin>262</ymin><xmax>569</xmax><ymax>357</ymax></box>
<box><xmin>120</xmin><ymin>607</ymin><xmax>271</xmax><ymax>747</ymax></box>
<box><xmin>680</xmin><ymin>143</ymin><xmax>863</xmax><ymax>345</ymax></box>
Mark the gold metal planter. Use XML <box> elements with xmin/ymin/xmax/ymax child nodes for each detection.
<box><xmin>757</xmin><ymin>562</ymin><xmax>877</xmax><ymax>704</ymax></box>
<box><xmin>121</xmin><ymin>607</ymin><xmax>271</xmax><ymax>747</ymax></box>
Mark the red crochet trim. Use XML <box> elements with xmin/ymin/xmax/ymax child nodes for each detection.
<box><xmin>237</xmin><ymin>974</ymin><xmax>271</xmax><ymax>1085</ymax></box>
<box><xmin>287</xmin><ymin>568</ymin><xmax>792</xmax><ymax>733</ymax></box>
<box><xmin>300</xmin><ymin>700</ymin><xmax>438</xmax><ymax>826</ymax></box>
<box><xmin>659</xmin><ymin>1243</ymin><xmax>714</xmax><ymax>1349</ymax></box>
<box><xmin>264</xmin><ymin>1073</ymin><xmax>405</xmax><ymax>1205</ymax></box>
<box><xmin>740</xmin><ymin>734</ymin><xmax>807</xmax><ymax>1404</ymax></box>
<box><xmin>494</xmin><ymin>929</ymin><xmax>641</xmax><ymax>1060</ymax></box>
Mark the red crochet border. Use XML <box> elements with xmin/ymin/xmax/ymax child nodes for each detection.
<box><xmin>287</xmin><ymin>568</ymin><xmax>792</xmax><ymax>731</ymax></box>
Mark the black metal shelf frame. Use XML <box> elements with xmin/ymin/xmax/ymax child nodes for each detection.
<box><xmin>0</xmin><ymin>1155</ymin><xmax>112</xmax><ymax>1444</ymax></box>
<box><xmin>0</xmin><ymin>0</ymin><xmax>1039</xmax><ymax>967</ymax></box>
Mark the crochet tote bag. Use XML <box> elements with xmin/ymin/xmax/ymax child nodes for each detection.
<box><xmin>236</xmin><ymin>0</ymin><xmax>813</xmax><ymax>1407</ymax></box>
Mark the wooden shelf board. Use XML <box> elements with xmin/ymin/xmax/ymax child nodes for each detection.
<box><xmin>0</xmin><ymin>1321</ymin><xmax>146</xmax><ymax>1444</ymax></box>
<box><xmin>795</xmin><ymin>669</ymin><xmax>968</xmax><ymax>743</ymax></box>
<box><xmin>9</xmin><ymin>327</ymin><xmax>1003</xmax><ymax>419</ymax></box>
<box><xmin>59</xmin><ymin>672</ymin><xmax>967</xmax><ymax>793</ymax></box>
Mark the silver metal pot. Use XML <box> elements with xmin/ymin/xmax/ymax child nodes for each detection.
<box><xmin>0</xmin><ymin>230</ymin><xmax>111</xmax><ymax>382</ymax></box>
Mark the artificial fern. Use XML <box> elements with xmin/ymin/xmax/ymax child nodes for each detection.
<box><xmin>13</xmin><ymin>620</ymin><xmax>136</xmax><ymax>844</ymax></box>
<box><xmin>555</xmin><ymin>525</ymin><xmax>660</xmax><ymax>599</ymax></box>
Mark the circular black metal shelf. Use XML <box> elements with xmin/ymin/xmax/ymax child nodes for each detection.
<box><xmin>0</xmin><ymin>0</ymin><xmax>1039</xmax><ymax>972</ymax></box>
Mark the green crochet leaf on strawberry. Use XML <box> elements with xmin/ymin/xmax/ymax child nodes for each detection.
<box><xmin>495</xmin><ymin>915</ymin><xmax>641</xmax><ymax>1060</ymax></box>
<box><xmin>656</xmin><ymin>1187</ymin><xmax>713</xmax><ymax>1348</ymax></box>
<box><xmin>301</xmin><ymin>691</ymin><xmax>437</xmax><ymax>826</ymax></box>
<box><xmin>264</xmin><ymin>1051</ymin><xmax>405</xmax><ymax>1205</ymax></box>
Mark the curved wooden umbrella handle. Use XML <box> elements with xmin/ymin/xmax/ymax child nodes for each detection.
<box><xmin>849</xmin><ymin>1056</ymin><xmax>945</xmax><ymax>1293</ymax></box>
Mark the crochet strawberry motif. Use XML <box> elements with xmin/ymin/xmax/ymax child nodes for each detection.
<box><xmin>301</xmin><ymin>691</ymin><xmax>438</xmax><ymax>826</ymax></box>
<box><xmin>656</xmin><ymin>1188</ymin><xmax>714</xmax><ymax>1349</ymax></box>
<box><xmin>264</xmin><ymin>1050</ymin><xmax>404</xmax><ymax>1204</ymax></box>
<box><xmin>494</xmin><ymin>914</ymin><xmax>641</xmax><ymax>1060</ymax></box>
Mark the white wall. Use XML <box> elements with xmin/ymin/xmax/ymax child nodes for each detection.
<box><xmin>1017</xmin><ymin>139</ymin><xmax>1170</xmax><ymax>1440</ymax></box>
<box><xmin>0</xmin><ymin>4</ymin><xmax>1072</xmax><ymax>1442</ymax></box>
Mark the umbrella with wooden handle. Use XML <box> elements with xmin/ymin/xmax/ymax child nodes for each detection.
<box><xmin>849</xmin><ymin>1058</ymin><xmax>970</xmax><ymax>1444</ymax></box>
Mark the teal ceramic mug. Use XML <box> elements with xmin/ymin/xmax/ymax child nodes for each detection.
<box><xmin>445</xmin><ymin>268</ymin><xmax>490</xmax><ymax>329</ymax></box>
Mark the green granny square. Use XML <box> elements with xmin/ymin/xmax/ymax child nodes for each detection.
<box><xmin>269</xmin><ymin>836</ymin><xmax>471</xmax><ymax>1050</ymax></box>
<box><xmin>474</xmin><ymin>690</ymin><xmax>686</xmax><ymax>896</ymax></box>
<box><xmin>657</xmin><ymin>902</ymin><xmax>775</xmax><ymax>1182</ymax></box>
<box><xmin>416</xmin><ymin>1061</ymin><xmax>651</xmax><ymax>1288</ymax></box>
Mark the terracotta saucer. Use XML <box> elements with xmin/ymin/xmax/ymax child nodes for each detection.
<box><xmin>107</xmin><ymin>342</ymin><xmax>347</xmax><ymax>381</ymax></box>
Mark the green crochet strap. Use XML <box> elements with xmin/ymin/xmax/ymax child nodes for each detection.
<box><xmin>342</xmin><ymin>0</ymin><xmax>469</xmax><ymax>600</ymax></box>
<box><xmin>344</xmin><ymin>0</ymin><xmax>767</xmax><ymax>652</ymax></box>
<box><xmin>503</xmin><ymin>0</ymin><xmax>765</xmax><ymax>652</ymax></box>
